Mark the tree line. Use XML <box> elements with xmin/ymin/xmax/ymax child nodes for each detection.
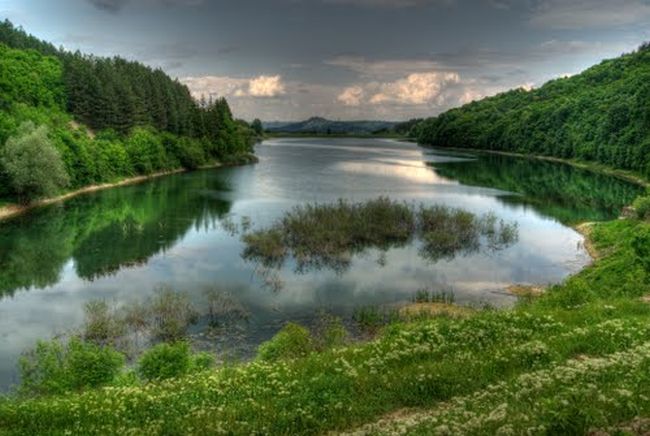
<box><xmin>0</xmin><ymin>20</ymin><xmax>259</xmax><ymax>203</ymax></box>
<box><xmin>415</xmin><ymin>43</ymin><xmax>650</xmax><ymax>177</ymax></box>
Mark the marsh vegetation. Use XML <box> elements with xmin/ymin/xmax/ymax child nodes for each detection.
<box><xmin>242</xmin><ymin>197</ymin><xmax>519</xmax><ymax>275</ymax></box>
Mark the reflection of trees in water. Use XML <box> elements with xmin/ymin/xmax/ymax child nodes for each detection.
<box><xmin>431</xmin><ymin>153</ymin><xmax>643</xmax><ymax>224</ymax></box>
<box><xmin>0</xmin><ymin>172</ymin><xmax>233</xmax><ymax>296</ymax></box>
<box><xmin>241</xmin><ymin>200</ymin><xmax>519</xmax><ymax>289</ymax></box>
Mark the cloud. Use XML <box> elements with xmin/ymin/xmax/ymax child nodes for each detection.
<box><xmin>247</xmin><ymin>75</ymin><xmax>286</xmax><ymax>97</ymax></box>
<box><xmin>337</xmin><ymin>86</ymin><xmax>364</xmax><ymax>106</ymax></box>
<box><xmin>369</xmin><ymin>72</ymin><xmax>460</xmax><ymax>105</ymax></box>
<box><xmin>530</xmin><ymin>0</ymin><xmax>650</xmax><ymax>29</ymax></box>
<box><xmin>181</xmin><ymin>74</ymin><xmax>286</xmax><ymax>100</ymax></box>
<box><xmin>181</xmin><ymin>76</ymin><xmax>248</xmax><ymax>100</ymax></box>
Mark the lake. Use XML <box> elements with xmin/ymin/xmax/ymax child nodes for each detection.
<box><xmin>0</xmin><ymin>137</ymin><xmax>642</xmax><ymax>390</ymax></box>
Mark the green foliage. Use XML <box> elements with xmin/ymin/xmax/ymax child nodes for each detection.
<box><xmin>190</xmin><ymin>352</ymin><xmax>216</xmax><ymax>372</ymax></box>
<box><xmin>0</xmin><ymin>21</ymin><xmax>257</xmax><ymax>205</ymax></box>
<box><xmin>632</xmin><ymin>228</ymin><xmax>650</xmax><ymax>275</ymax></box>
<box><xmin>633</xmin><ymin>194</ymin><xmax>650</xmax><ymax>220</ymax></box>
<box><xmin>0</xmin><ymin>44</ymin><xmax>64</xmax><ymax>108</ymax></box>
<box><xmin>257</xmin><ymin>323</ymin><xmax>313</xmax><ymax>361</ymax></box>
<box><xmin>137</xmin><ymin>342</ymin><xmax>192</xmax><ymax>381</ymax></box>
<box><xmin>18</xmin><ymin>337</ymin><xmax>124</xmax><ymax>396</ymax></box>
<box><xmin>251</xmin><ymin>118</ymin><xmax>264</xmax><ymax>136</ymax></box>
<box><xmin>416</xmin><ymin>44</ymin><xmax>650</xmax><ymax>177</ymax></box>
<box><xmin>0</xmin><ymin>122</ymin><xmax>69</xmax><ymax>203</ymax></box>
<box><xmin>312</xmin><ymin>313</ymin><xmax>349</xmax><ymax>351</ymax></box>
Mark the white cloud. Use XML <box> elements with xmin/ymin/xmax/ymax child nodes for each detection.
<box><xmin>247</xmin><ymin>75</ymin><xmax>286</xmax><ymax>97</ymax></box>
<box><xmin>181</xmin><ymin>75</ymin><xmax>248</xmax><ymax>100</ymax></box>
<box><xmin>337</xmin><ymin>86</ymin><xmax>364</xmax><ymax>106</ymax></box>
<box><xmin>530</xmin><ymin>0</ymin><xmax>650</xmax><ymax>29</ymax></box>
<box><xmin>369</xmin><ymin>72</ymin><xmax>460</xmax><ymax>105</ymax></box>
<box><xmin>181</xmin><ymin>74</ymin><xmax>286</xmax><ymax>99</ymax></box>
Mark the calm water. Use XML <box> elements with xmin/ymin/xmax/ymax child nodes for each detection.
<box><xmin>0</xmin><ymin>138</ymin><xmax>642</xmax><ymax>389</ymax></box>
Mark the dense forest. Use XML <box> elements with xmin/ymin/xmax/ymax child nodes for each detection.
<box><xmin>0</xmin><ymin>20</ymin><xmax>257</xmax><ymax>203</ymax></box>
<box><xmin>415</xmin><ymin>43</ymin><xmax>650</xmax><ymax>177</ymax></box>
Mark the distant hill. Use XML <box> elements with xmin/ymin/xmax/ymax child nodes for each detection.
<box><xmin>263</xmin><ymin>117</ymin><xmax>397</xmax><ymax>135</ymax></box>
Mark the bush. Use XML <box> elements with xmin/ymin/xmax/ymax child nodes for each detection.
<box><xmin>0</xmin><ymin>122</ymin><xmax>69</xmax><ymax>204</ymax></box>
<box><xmin>257</xmin><ymin>323</ymin><xmax>313</xmax><ymax>362</ymax></box>
<box><xmin>19</xmin><ymin>337</ymin><xmax>124</xmax><ymax>396</ymax></box>
<box><xmin>633</xmin><ymin>195</ymin><xmax>650</xmax><ymax>220</ymax></box>
<box><xmin>137</xmin><ymin>342</ymin><xmax>192</xmax><ymax>381</ymax></box>
<box><xmin>191</xmin><ymin>352</ymin><xmax>216</xmax><ymax>372</ymax></box>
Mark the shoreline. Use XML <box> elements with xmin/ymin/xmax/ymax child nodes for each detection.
<box><xmin>0</xmin><ymin>153</ymin><xmax>259</xmax><ymax>222</ymax></box>
<box><xmin>0</xmin><ymin>167</ymin><xmax>194</xmax><ymax>222</ymax></box>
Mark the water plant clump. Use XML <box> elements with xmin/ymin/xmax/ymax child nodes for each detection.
<box><xmin>241</xmin><ymin>197</ymin><xmax>519</xmax><ymax>274</ymax></box>
<box><xmin>412</xmin><ymin>288</ymin><xmax>456</xmax><ymax>304</ymax></box>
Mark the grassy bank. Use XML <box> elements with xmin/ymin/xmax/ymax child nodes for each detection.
<box><xmin>1</xmin><ymin>214</ymin><xmax>649</xmax><ymax>434</ymax></box>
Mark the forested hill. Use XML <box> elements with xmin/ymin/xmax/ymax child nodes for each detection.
<box><xmin>415</xmin><ymin>44</ymin><xmax>650</xmax><ymax>177</ymax></box>
<box><xmin>264</xmin><ymin>117</ymin><xmax>397</xmax><ymax>135</ymax></box>
<box><xmin>0</xmin><ymin>20</ymin><xmax>257</xmax><ymax>204</ymax></box>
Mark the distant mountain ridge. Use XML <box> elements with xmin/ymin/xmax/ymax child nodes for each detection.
<box><xmin>263</xmin><ymin>117</ymin><xmax>397</xmax><ymax>134</ymax></box>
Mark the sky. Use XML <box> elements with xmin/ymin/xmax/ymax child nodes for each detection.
<box><xmin>1</xmin><ymin>0</ymin><xmax>650</xmax><ymax>121</ymax></box>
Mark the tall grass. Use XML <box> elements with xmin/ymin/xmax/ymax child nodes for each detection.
<box><xmin>242</xmin><ymin>197</ymin><xmax>518</xmax><ymax>273</ymax></box>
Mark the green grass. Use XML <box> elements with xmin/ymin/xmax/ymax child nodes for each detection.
<box><xmin>1</xmin><ymin>217</ymin><xmax>649</xmax><ymax>434</ymax></box>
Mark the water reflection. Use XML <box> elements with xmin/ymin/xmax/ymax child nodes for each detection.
<box><xmin>430</xmin><ymin>151</ymin><xmax>643</xmax><ymax>224</ymax></box>
<box><xmin>0</xmin><ymin>172</ymin><xmax>232</xmax><ymax>296</ymax></box>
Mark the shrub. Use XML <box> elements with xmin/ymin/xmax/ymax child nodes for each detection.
<box><xmin>191</xmin><ymin>352</ymin><xmax>216</xmax><ymax>372</ymax></box>
<box><xmin>633</xmin><ymin>195</ymin><xmax>650</xmax><ymax>220</ymax></box>
<box><xmin>137</xmin><ymin>342</ymin><xmax>192</xmax><ymax>381</ymax></box>
<box><xmin>0</xmin><ymin>122</ymin><xmax>69</xmax><ymax>204</ymax></box>
<box><xmin>19</xmin><ymin>337</ymin><xmax>124</xmax><ymax>396</ymax></box>
<box><xmin>257</xmin><ymin>323</ymin><xmax>313</xmax><ymax>361</ymax></box>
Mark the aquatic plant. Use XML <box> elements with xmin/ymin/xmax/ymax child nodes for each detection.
<box><xmin>411</xmin><ymin>288</ymin><xmax>455</xmax><ymax>304</ymax></box>
<box><xmin>242</xmin><ymin>198</ymin><xmax>519</xmax><ymax>276</ymax></box>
